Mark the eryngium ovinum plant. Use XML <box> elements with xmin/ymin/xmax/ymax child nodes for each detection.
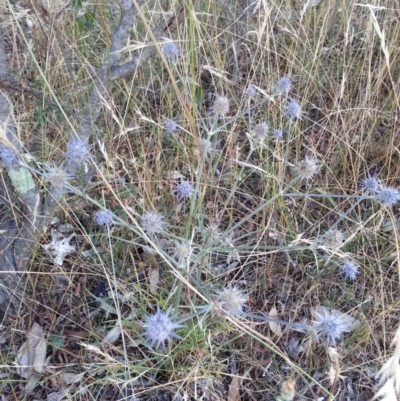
<box><xmin>30</xmin><ymin>40</ymin><xmax>400</xmax><ymax>354</ymax></box>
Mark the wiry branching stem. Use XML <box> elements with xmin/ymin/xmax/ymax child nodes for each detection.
<box><xmin>0</xmin><ymin>1</ymin><xmax>183</xmax><ymax>315</ymax></box>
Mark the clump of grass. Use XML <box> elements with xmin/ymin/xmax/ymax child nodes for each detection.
<box><xmin>2</xmin><ymin>0</ymin><xmax>400</xmax><ymax>399</ymax></box>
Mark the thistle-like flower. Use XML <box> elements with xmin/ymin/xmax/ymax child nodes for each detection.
<box><xmin>204</xmin><ymin>223</ymin><xmax>221</xmax><ymax>241</ymax></box>
<box><xmin>252</xmin><ymin>122</ymin><xmax>269</xmax><ymax>143</ymax></box>
<box><xmin>311</xmin><ymin>305</ymin><xmax>360</xmax><ymax>346</ymax></box>
<box><xmin>0</xmin><ymin>146</ymin><xmax>17</xmax><ymax>167</ymax></box>
<box><xmin>375</xmin><ymin>186</ymin><xmax>400</xmax><ymax>206</ymax></box>
<box><xmin>174</xmin><ymin>180</ymin><xmax>194</xmax><ymax>200</ymax></box>
<box><xmin>141</xmin><ymin>210</ymin><xmax>165</xmax><ymax>234</ymax></box>
<box><xmin>216</xmin><ymin>286</ymin><xmax>248</xmax><ymax>316</ymax></box>
<box><xmin>293</xmin><ymin>157</ymin><xmax>319</xmax><ymax>180</ymax></box>
<box><xmin>66</xmin><ymin>137</ymin><xmax>91</xmax><ymax>163</ymax></box>
<box><xmin>339</xmin><ymin>258</ymin><xmax>359</xmax><ymax>280</ymax></box>
<box><xmin>247</xmin><ymin>84</ymin><xmax>257</xmax><ymax>97</ymax></box>
<box><xmin>212</xmin><ymin>96</ymin><xmax>230</xmax><ymax>116</ymax></box>
<box><xmin>162</xmin><ymin>41</ymin><xmax>181</xmax><ymax>63</ymax></box>
<box><xmin>165</xmin><ymin>118</ymin><xmax>178</xmax><ymax>134</ymax></box>
<box><xmin>199</xmin><ymin>138</ymin><xmax>213</xmax><ymax>157</ymax></box>
<box><xmin>95</xmin><ymin>208</ymin><xmax>114</xmax><ymax>227</ymax></box>
<box><xmin>43</xmin><ymin>163</ymin><xmax>73</xmax><ymax>191</ymax></box>
<box><xmin>323</xmin><ymin>229</ymin><xmax>345</xmax><ymax>250</ymax></box>
<box><xmin>275</xmin><ymin>76</ymin><xmax>292</xmax><ymax>95</ymax></box>
<box><xmin>143</xmin><ymin>304</ymin><xmax>183</xmax><ymax>349</ymax></box>
<box><xmin>273</xmin><ymin>129</ymin><xmax>283</xmax><ymax>139</ymax></box>
<box><xmin>360</xmin><ymin>174</ymin><xmax>379</xmax><ymax>193</ymax></box>
<box><xmin>285</xmin><ymin>98</ymin><xmax>303</xmax><ymax>120</ymax></box>
<box><xmin>171</xmin><ymin>240</ymin><xmax>192</xmax><ymax>264</ymax></box>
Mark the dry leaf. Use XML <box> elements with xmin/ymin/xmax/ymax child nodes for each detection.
<box><xmin>103</xmin><ymin>323</ymin><xmax>121</xmax><ymax>344</ymax></box>
<box><xmin>33</xmin><ymin>338</ymin><xmax>47</xmax><ymax>374</ymax></box>
<box><xmin>164</xmin><ymin>170</ymin><xmax>184</xmax><ymax>179</ymax></box>
<box><xmin>148</xmin><ymin>267</ymin><xmax>159</xmax><ymax>294</ymax></box>
<box><xmin>268</xmin><ymin>306</ymin><xmax>282</xmax><ymax>336</ymax></box>
<box><xmin>227</xmin><ymin>375</ymin><xmax>241</xmax><ymax>401</ymax></box>
<box><xmin>58</xmin><ymin>372</ymin><xmax>85</xmax><ymax>385</ymax></box>
<box><xmin>15</xmin><ymin>322</ymin><xmax>46</xmax><ymax>379</ymax></box>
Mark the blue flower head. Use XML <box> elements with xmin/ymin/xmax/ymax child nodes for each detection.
<box><xmin>361</xmin><ymin>175</ymin><xmax>379</xmax><ymax>193</ymax></box>
<box><xmin>375</xmin><ymin>186</ymin><xmax>400</xmax><ymax>206</ymax></box>
<box><xmin>275</xmin><ymin>76</ymin><xmax>292</xmax><ymax>95</ymax></box>
<box><xmin>0</xmin><ymin>146</ymin><xmax>17</xmax><ymax>167</ymax></box>
<box><xmin>339</xmin><ymin>258</ymin><xmax>359</xmax><ymax>280</ymax></box>
<box><xmin>162</xmin><ymin>41</ymin><xmax>182</xmax><ymax>63</ymax></box>
<box><xmin>273</xmin><ymin>129</ymin><xmax>283</xmax><ymax>139</ymax></box>
<box><xmin>174</xmin><ymin>180</ymin><xmax>194</xmax><ymax>200</ymax></box>
<box><xmin>312</xmin><ymin>306</ymin><xmax>359</xmax><ymax>346</ymax></box>
<box><xmin>95</xmin><ymin>209</ymin><xmax>114</xmax><ymax>227</ymax></box>
<box><xmin>165</xmin><ymin>118</ymin><xmax>178</xmax><ymax>134</ymax></box>
<box><xmin>143</xmin><ymin>304</ymin><xmax>183</xmax><ymax>349</ymax></box>
<box><xmin>247</xmin><ymin>84</ymin><xmax>257</xmax><ymax>97</ymax></box>
<box><xmin>66</xmin><ymin>137</ymin><xmax>91</xmax><ymax>162</ymax></box>
<box><xmin>285</xmin><ymin>98</ymin><xmax>303</xmax><ymax>120</ymax></box>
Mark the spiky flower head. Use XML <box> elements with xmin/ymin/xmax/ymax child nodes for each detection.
<box><xmin>204</xmin><ymin>223</ymin><xmax>221</xmax><ymax>241</ymax></box>
<box><xmin>273</xmin><ymin>129</ymin><xmax>283</xmax><ymax>139</ymax></box>
<box><xmin>141</xmin><ymin>210</ymin><xmax>165</xmax><ymax>235</ymax></box>
<box><xmin>95</xmin><ymin>208</ymin><xmax>114</xmax><ymax>227</ymax></box>
<box><xmin>143</xmin><ymin>304</ymin><xmax>183</xmax><ymax>349</ymax></box>
<box><xmin>285</xmin><ymin>98</ymin><xmax>303</xmax><ymax>120</ymax></box>
<box><xmin>275</xmin><ymin>76</ymin><xmax>292</xmax><ymax>95</ymax></box>
<box><xmin>165</xmin><ymin>118</ymin><xmax>178</xmax><ymax>134</ymax></box>
<box><xmin>212</xmin><ymin>96</ymin><xmax>230</xmax><ymax>116</ymax></box>
<box><xmin>375</xmin><ymin>186</ymin><xmax>400</xmax><ymax>206</ymax></box>
<box><xmin>360</xmin><ymin>174</ymin><xmax>379</xmax><ymax>193</ymax></box>
<box><xmin>199</xmin><ymin>138</ymin><xmax>213</xmax><ymax>157</ymax></box>
<box><xmin>66</xmin><ymin>137</ymin><xmax>91</xmax><ymax>162</ymax></box>
<box><xmin>323</xmin><ymin>229</ymin><xmax>345</xmax><ymax>250</ymax></box>
<box><xmin>0</xmin><ymin>146</ymin><xmax>17</xmax><ymax>167</ymax></box>
<box><xmin>252</xmin><ymin>122</ymin><xmax>269</xmax><ymax>143</ymax></box>
<box><xmin>339</xmin><ymin>258</ymin><xmax>359</xmax><ymax>280</ymax></box>
<box><xmin>43</xmin><ymin>163</ymin><xmax>73</xmax><ymax>191</ymax></box>
<box><xmin>172</xmin><ymin>240</ymin><xmax>192</xmax><ymax>264</ymax></box>
<box><xmin>311</xmin><ymin>305</ymin><xmax>359</xmax><ymax>346</ymax></box>
<box><xmin>162</xmin><ymin>41</ymin><xmax>181</xmax><ymax>63</ymax></box>
<box><xmin>247</xmin><ymin>84</ymin><xmax>257</xmax><ymax>97</ymax></box>
<box><xmin>293</xmin><ymin>157</ymin><xmax>319</xmax><ymax>181</ymax></box>
<box><xmin>174</xmin><ymin>180</ymin><xmax>194</xmax><ymax>200</ymax></box>
<box><xmin>216</xmin><ymin>286</ymin><xmax>248</xmax><ymax>316</ymax></box>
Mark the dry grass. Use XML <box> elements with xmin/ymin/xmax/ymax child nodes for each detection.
<box><xmin>1</xmin><ymin>0</ymin><xmax>400</xmax><ymax>400</ymax></box>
